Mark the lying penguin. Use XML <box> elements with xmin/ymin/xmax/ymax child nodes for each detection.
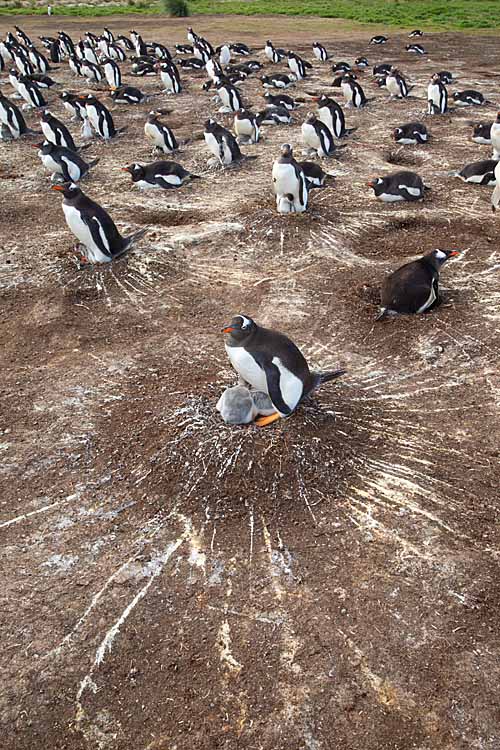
<box><xmin>376</xmin><ymin>249</ymin><xmax>460</xmax><ymax>319</ymax></box>
<box><xmin>222</xmin><ymin>314</ymin><xmax>345</xmax><ymax>427</ymax></box>
<box><xmin>122</xmin><ymin>161</ymin><xmax>199</xmax><ymax>189</ymax></box>
<box><xmin>368</xmin><ymin>171</ymin><xmax>429</xmax><ymax>202</ymax></box>
<box><xmin>448</xmin><ymin>158</ymin><xmax>497</xmax><ymax>186</ymax></box>
<box><xmin>216</xmin><ymin>386</ymin><xmax>275</xmax><ymax>425</ymax></box>
<box><xmin>393</xmin><ymin>122</ymin><xmax>429</xmax><ymax>145</ymax></box>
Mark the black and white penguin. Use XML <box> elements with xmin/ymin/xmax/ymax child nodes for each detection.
<box><xmin>109</xmin><ymin>86</ymin><xmax>145</xmax><ymax>104</ymax></box>
<box><xmin>230</xmin><ymin>42</ymin><xmax>251</xmax><ymax>56</ymax></box>
<box><xmin>218</xmin><ymin>43</ymin><xmax>231</xmax><ymax>66</ymax></box>
<box><xmin>234</xmin><ymin>109</ymin><xmax>260</xmax><ymax>144</ymax></box>
<box><xmin>428</xmin><ymin>74</ymin><xmax>448</xmax><ymax>114</ymax></box>
<box><xmin>287</xmin><ymin>51</ymin><xmax>307</xmax><ymax>80</ymax></box>
<box><xmin>222</xmin><ymin>314</ymin><xmax>345</xmax><ymax>426</ymax></box>
<box><xmin>471</xmin><ymin>121</ymin><xmax>492</xmax><ymax>144</ymax></box>
<box><xmin>108</xmin><ymin>43</ymin><xmax>126</xmax><ymax>62</ymax></box>
<box><xmin>257</xmin><ymin>104</ymin><xmax>292</xmax><ymax>125</ymax></box>
<box><xmin>204</xmin><ymin>118</ymin><xmax>243</xmax><ymax>166</ymax></box>
<box><xmin>491</xmin><ymin>161</ymin><xmax>500</xmax><ymax>210</ymax></box>
<box><xmin>0</xmin><ymin>91</ymin><xmax>34</xmax><ymax>139</ymax></box>
<box><xmin>298</xmin><ymin>160</ymin><xmax>335</xmax><ymax>188</ymax></box>
<box><xmin>368</xmin><ymin>171</ymin><xmax>429</xmax><ymax>202</ymax></box>
<box><xmin>60</xmin><ymin>91</ymin><xmax>86</xmax><ymax>121</ymax></box>
<box><xmin>151</xmin><ymin>42</ymin><xmax>172</xmax><ymax>61</ymax></box>
<box><xmin>15</xmin><ymin>74</ymin><xmax>46</xmax><ymax>109</ymax></box>
<box><xmin>40</xmin><ymin>110</ymin><xmax>78</xmax><ymax>151</ymax></box>
<box><xmin>82</xmin><ymin>41</ymin><xmax>99</xmax><ymax>65</ymax></box>
<box><xmin>314</xmin><ymin>94</ymin><xmax>352</xmax><ymax>138</ymax></box>
<box><xmin>370</xmin><ymin>35</ymin><xmax>388</xmax><ymax>44</ymax></box>
<box><xmin>437</xmin><ymin>70</ymin><xmax>453</xmax><ymax>84</ymax></box>
<box><xmin>340</xmin><ymin>74</ymin><xmax>367</xmax><ymax>108</ymax></box>
<box><xmin>332</xmin><ymin>61</ymin><xmax>351</xmax><ymax>74</ymax></box>
<box><xmin>15</xmin><ymin>26</ymin><xmax>32</xmax><ymax>46</ymax></box>
<box><xmin>409</xmin><ymin>29</ymin><xmax>424</xmax><ymax>37</ymax></box>
<box><xmin>49</xmin><ymin>39</ymin><xmax>62</xmax><ymax>64</ymax></box>
<box><xmin>157</xmin><ymin>60</ymin><xmax>182</xmax><ymax>94</ymax></box>
<box><xmin>386</xmin><ymin>67</ymin><xmax>409</xmax><ymax>99</ymax></box>
<box><xmin>68</xmin><ymin>54</ymin><xmax>82</xmax><ymax>77</ymax></box>
<box><xmin>216</xmin><ymin>79</ymin><xmax>243</xmax><ymax>113</ymax></box>
<box><xmin>193</xmin><ymin>42</ymin><xmax>210</xmax><ymax>64</ymax></box>
<box><xmin>52</xmin><ymin>183</ymin><xmax>147</xmax><ymax>264</ymax></box>
<box><xmin>27</xmin><ymin>44</ymin><xmax>50</xmax><ymax>73</ymax></box>
<box><xmin>373</xmin><ymin>62</ymin><xmax>392</xmax><ymax>76</ymax></box>
<box><xmin>406</xmin><ymin>44</ymin><xmax>426</xmax><ymax>54</ymax></box>
<box><xmin>178</xmin><ymin>57</ymin><xmax>204</xmax><ymax>71</ymax></box>
<box><xmin>448</xmin><ymin>158</ymin><xmax>497</xmax><ymax>186</ymax></box>
<box><xmin>354</xmin><ymin>56</ymin><xmax>369</xmax><ymax>68</ymax></box>
<box><xmin>35</xmin><ymin>141</ymin><xmax>99</xmax><ymax>182</ymax></box>
<box><xmin>377</xmin><ymin>249</ymin><xmax>460</xmax><ymax>319</ymax></box>
<box><xmin>264</xmin><ymin>40</ymin><xmax>285</xmax><ymax>63</ymax></box>
<box><xmin>101</xmin><ymin>56</ymin><xmax>121</xmax><ymax>88</ymax></box>
<box><xmin>312</xmin><ymin>42</ymin><xmax>328</xmax><ymax>61</ymax></box>
<box><xmin>490</xmin><ymin>112</ymin><xmax>500</xmax><ymax>159</ymax></box>
<box><xmin>84</xmin><ymin>95</ymin><xmax>121</xmax><ymax>140</ymax></box>
<box><xmin>10</xmin><ymin>49</ymin><xmax>35</xmax><ymax>77</ymax></box>
<box><xmin>58</xmin><ymin>31</ymin><xmax>75</xmax><ymax>57</ymax></box>
<box><xmin>261</xmin><ymin>73</ymin><xmax>295</xmax><ymax>89</ymax></box>
<box><xmin>28</xmin><ymin>73</ymin><xmax>56</xmax><ymax>89</ymax></box>
<box><xmin>80</xmin><ymin>60</ymin><xmax>104</xmax><ymax>84</ymax></box>
<box><xmin>206</xmin><ymin>56</ymin><xmax>223</xmax><ymax>82</ymax></box>
<box><xmin>272</xmin><ymin>143</ymin><xmax>308</xmax><ymax>213</ymax></box>
<box><xmin>263</xmin><ymin>92</ymin><xmax>298</xmax><ymax>110</ymax></box>
<box><xmin>393</xmin><ymin>122</ymin><xmax>429</xmax><ymax>145</ymax></box>
<box><xmin>301</xmin><ymin>112</ymin><xmax>336</xmax><ymax>158</ymax></box>
<box><xmin>131</xmin><ymin>60</ymin><xmax>156</xmax><ymax>76</ymax></box>
<box><xmin>453</xmin><ymin>90</ymin><xmax>491</xmax><ymax>106</ymax></box>
<box><xmin>176</xmin><ymin>43</ymin><xmax>194</xmax><ymax>54</ymax></box>
<box><xmin>144</xmin><ymin>112</ymin><xmax>178</xmax><ymax>153</ymax></box>
<box><xmin>122</xmin><ymin>161</ymin><xmax>199</xmax><ymax>189</ymax></box>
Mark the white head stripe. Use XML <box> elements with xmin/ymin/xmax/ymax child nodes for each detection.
<box><xmin>435</xmin><ymin>249</ymin><xmax>446</xmax><ymax>259</ymax></box>
<box><xmin>239</xmin><ymin>315</ymin><xmax>252</xmax><ymax>329</ymax></box>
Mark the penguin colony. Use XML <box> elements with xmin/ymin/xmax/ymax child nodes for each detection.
<box><xmin>1</xmin><ymin>23</ymin><xmax>496</xmax><ymax>427</ymax></box>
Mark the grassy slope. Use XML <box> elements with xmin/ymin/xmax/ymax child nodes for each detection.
<box><xmin>1</xmin><ymin>0</ymin><xmax>500</xmax><ymax>28</ymax></box>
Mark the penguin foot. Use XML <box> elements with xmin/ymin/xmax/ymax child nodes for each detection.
<box><xmin>255</xmin><ymin>412</ymin><xmax>281</xmax><ymax>427</ymax></box>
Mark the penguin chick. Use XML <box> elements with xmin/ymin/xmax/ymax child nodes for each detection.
<box><xmin>216</xmin><ymin>386</ymin><xmax>257</xmax><ymax>425</ymax></box>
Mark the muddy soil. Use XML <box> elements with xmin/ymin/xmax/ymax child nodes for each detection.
<box><xmin>0</xmin><ymin>15</ymin><xmax>499</xmax><ymax>750</ymax></box>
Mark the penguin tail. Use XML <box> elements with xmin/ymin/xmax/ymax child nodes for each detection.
<box><xmin>189</xmin><ymin>173</ymin><xmax>201</xmax><ymax>179</ymax></box>
<box><xmin>124</xmin><ymin>227</ymin><xmax>148</xmax><ymax>249</ymax></box>
<box><xmin>424</xmin><ymin>184</ymin><xmax>432</xmax><ymax>191</ymax></box>
<box><xmin>315</xmin><ymin>368</ymin><xmax>346</xmax><ymax>386</ymax></box>
<box><xmin>341</xmin><ymin>127</ymin><xmax>358</xmax><ymax>138</ymax></box>
<box><xmin>88</xmin><ymin>157</ymin><xmax>100</xmax><ymax>168</ymax></box>
<box><xmin>375</xmin><ymin>307</ymin><xmax>388</xmax><ymax>321</ymax></box>
<box><xmin>447</xmin><ymin>170</ymin><xmax>460</xmax><ymax>178</ymax></box>
<box><xmin>117</xmin><ymin>125</ymin><xmax>128</xmax><ymax>135</ymax></box>
<box><xmin>243</xmin><ymin>155</ymin><xmax>258</xmax><ymax>161</ymax></box>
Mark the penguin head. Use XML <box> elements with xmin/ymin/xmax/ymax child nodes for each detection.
<box><xmin>367</xmin><ymin>177</ymin><xmax>384</xmax><ymax>191</ymax></box>
<box><xmin>146</xmin><ymin>111</ymin><xmax>160</xmax><ymax>124</ymax></box>
<box><xmin>430</xmin><ymin>73</ymin><xmax>441</xmax><ymax>84</ymax></box>
<box><xmin>222</xmin><ymin>315</ymin><xmax>256</xmax><ymax>342</ymax></box>
<box><xmin>40</xmin><ymin>109</ymin><xmax>52</xmax><ymax>122</ymax></box>
<box><xmin>427</xmin><ymin>249</ymin><xmax>460</xmax><ymax>267</ymax></box>
<box><xmin>51</xmin><ymin>182</ymin><xmax>81</xmax><ymax>200</ymax></box>
<box><xmin>452</xmin><ymin>92</ymin><xmax>460</xmax><ymax>100</ymax></box>
<box><xmin>393</xmin><ymin>127</ymin><xmax>402</xmax><ymax>139</ymax></box>
<box><xmin>280</xmin><ymin>143</ymin><xmax>293</xmax><ymax>159</ymax></box>
<box><xmin>305</xmin><ymin>112</ymin><xmax>317</xmax><ymax>124</ymax></box>
<box><xmin>204</xmin><ymin>118</ymin><xmax>217</xmax><ymax>133</ymax></box>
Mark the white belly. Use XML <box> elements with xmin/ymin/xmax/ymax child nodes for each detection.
<box><xmin>272</xmin><ymin>356</ymin><xmax>303</xmax><ymax>411</ymax></box>
<box><xmin>341</xmin><ymin>82</ymin><xmax>353</xmax><ymax>103</ymax></box>
<box><xmin>272</xmin><ymin>162</ymin><xmax>300</xmax><ymax>198</ymax></box>
<box><xmin>302</xmin><ymin>122</ymin><xmax>320</xmax><ymax>149</ymax></box>
<box><xmin>377</xmin><ymin>192</ymin><xmax>404</xmax><ymax>202</ymax></box>
<box><xmin>61</xmin><ymin>155</ymin><xmax>80</xmax><ymax>182</ymax></box>
<box><xmin>398</xmin><ymin>184</ymin><xmax>422</xmax><ymax>197</ymax></box>
<box><xmin>428</xmin><ymin>84</ymin><xmax>440</xmax><ymax>106</ymax></box>
<box><xmin>62</xmin><ymin>203</ymin><xmax>110</xmax><ymax>263</ymax></box>
<box><xmin>386</xmin><ymin>77</ymin><xmax>400</xmax><ymax>96</ymax></box>
<box><xmin>40</xmin><ymin>152</ymin><xmax>60</xmax><ymax>173</ymax></box>
<box><xmin>226</xmin><ymin>345</ymin><xmax>267</xmax><ymax>392</ymax></box>
<box><xmin>145</xmin><ymin>122</ymin><xmax>164</xmax><ymax>147</ymax></box>
<box><xmin>318</xmin><ymin>108</ymin><xmax>334</xmax><ymax>134</ymax></box>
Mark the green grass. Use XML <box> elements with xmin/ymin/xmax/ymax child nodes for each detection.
<box><xmin>1</xmin><ymin>0</ymin><xmax>500</xmax><ymax>29</ymax></box>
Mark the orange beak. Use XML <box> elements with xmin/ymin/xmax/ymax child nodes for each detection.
<box><xmin>448</xmin><ymin>250</ymin><xmax>461</xmax><ymax>257</ymax></box>
<box><xmin>121</xmin><ymin>167</ymin><xmax>131</xmax><ymax>172</ymax></box>
<box><xmin>222</xmin><ymin>326</ymin><xmax>235</xmax><ymax>333</ymax></box>
<box><xmin>367</xmin><ymin>180</ymin><xmax>375</xmax><ymax>187</ymax></box>
<box><xmin>51</xmin><ymin>184</ymin><xmax>65</xmax><ymax>191</ymax></box>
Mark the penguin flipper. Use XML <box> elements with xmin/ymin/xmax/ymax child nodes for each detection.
<box><xmin>80</xmin><ymin>214</ymin><xmax>114</xmax><ymax>259</ymax></box>
<box><xmin>258</xmin><ymin>359</ymin><xmax>292</xmax><ymax>417</ymax></box>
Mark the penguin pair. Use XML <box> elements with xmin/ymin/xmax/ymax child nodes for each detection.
<box><xmin>449</xmin><ymin>159</ymin><xmax>497</xmax><ymax>186</ymax></box>
<box><xmin>204</xmin><ymin>118</ymin><xmax>245</xmax><ymax>166</ymax></box>
<box><xmin>272</xmin><ymin>143</ymin><xmax>308</xmax><ymax>214</ymax></box>
<box><xmin>453</xmin><ymin>90</ymin><xmax>490</xmax><ymax>106</ymax></box>
<box><xmin>122</xmin><ymin>161</ymin><xmax>199</xmax><ymax>190</ymax></box>
<box><xmin>393</xmin><ymin>122</ymin><xmax>429</xmax><ymax>145</ymax></box>
<box><xmin>234</xmin><ymin>109</ymin><xmax>260</xmax><ymax>144</ymax></box>
<box><xmin>377</xmin><ymin>249</ymin><xmax>460</xmax><ymax>319</ymax></box>
<box><xmin>428</xmin><ymin>74</ymin><xmax>448</xmax><ymax>114</ymax></box>
<box><xmin>312</xmin><ymin>42</ymin><xmax>328</xmax><ymax>62</ymax></box>
<box><xmin>222</xmin><ymin>314</ymin><xmax>345</xmax><ymax>427</ymax></box>
<box><xmin>52</xmin><ymin>183</ymin><xmax>147</xmax><ymax>264</ymax></box>
<box><xmin>157</xmin><ymin>61</ymin><xmax>182</xmax><ymax>94</ymax></box>
<box><xmin>301</xmin><ymin>113</ymin><xmax>338</xmax><ymax>158</ymax></box>
<box><xmin>386</xmin><ymin>68</ymin><xmax>410</xmax><ymax>99</ymax></box>
<box><xmin>144</xmin><ymin>112</ymin><xmax>178</xmax><ymax>153</ymax></box>
<box><xmin>368</xmin><ymin>171</ymin><xmax>429</xmax><ymax>202</ymax></box>
<box><xmin>35</xmin><ymin>141</ymin><xmax>99</xmax><ymax>182</ymax></box>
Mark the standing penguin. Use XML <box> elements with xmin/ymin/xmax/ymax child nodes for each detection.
<box><xmin>301</xmin><ymin>112</ymin><xmax>337</xmax><ymax>157</ymax></box>
<box><xmin>101</xmin><ymin>56</ymin><xmax>121</xmax><ymax>88</ymax></box>
<box><xmin>428</xmin><ymin>74</ymin><xmax>448</xmax><ymax>114</ymax></box>
<box><xmin>60</xmin><ymin>90</ymin><xmax>87</xmax><ymax>121</ymax></box>
<box><xmin>216</xmin><ymin>79</ymin><xmax>243</xmax><ymax>113</ymax></box>
<box><xmin>204</xmin><ymin>118</ymin><xmax>243</xmax><ymax>166</ymax></box>
<box><xmin>144</xmin><ymin>111</ymin><xmax>178</xmax><ymax>153</ymax></box>
<box><xmin>234</xmin><ymin>109</ymin><xmax>260</xmax><ymax>144</ymax></box>
<box><xmin>340</xmin><ymin>74</ymin><xmax>367</xmax><ymax>108</ymax></box>
<box><xmin>312</xmin><ymin>42</ymin><xmax>328</xmax><ymax>61</ymax></box>
<box><xmin>35</xmin><ymin>141</ymin><xmax>99</xmax><ymax>182</ymax></box>
<box><xmin>377</xmin><ymin>249</ymin><xmax>460</xmax><ymax>319</ymax></box>
<box><xmin>51</xmin><ymin>183</ymin><xmax>147</xmax><ymax>264</ymax></box>
<box><xmin>222</xmin><ymin>315</ymin><xmax>345</xmax><ymax>426</ymax></box>
<box><xmin>272</xmin><ymin>143</ymin><xmax>308</xmax><ymax>213</ymax></box>
<box><xmin>264</xmin><ymin>40</ymin><xmax>284</xmax><ymax>63</ymax></box>
<box><xmin>15</xmin><ymin>74</ymin><xmax>46</xmax><ymax>109</ymax></box>
<box><xmin>40</xmin><ymin>110</ymin><xmax>78</xmax><ymax>151</ymax></box>
<box><xmin>386</xmin><ymin>67</ymin><xmax>409</xmax><ymax>99</ymax></box>
<box><xmin>314</xmin><ymin>94</ymin><xmax>353</xmax><ymax>138</ymax></box>
<box><xmin>157</xmin><ymin>60</ymin><xmax>182</xmax><ymax>94</ymax></box>
<box><xmin>84</xmin><ymin>94</ymin><xmax>121</xmax><ymax>140</ymax></box>
<box><xmin>490</xmin><ymin>112</ymin><xmax>500</xmax><ymax>158</ymax></box>
<box><xmin>218</xmin><ymin>43</ymin><xmax>231</xmax><ymax>66</ymax></box>
<box><xmin>287</xmin><ymin>51</ymin><xmax>307</xmax><ymax>80</ymax></box>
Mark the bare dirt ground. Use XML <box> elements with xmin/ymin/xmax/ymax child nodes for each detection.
<box><xmin>1</xmin><ymin>14</ymin><xmax>499</xmax><ymax>750</ymax></box>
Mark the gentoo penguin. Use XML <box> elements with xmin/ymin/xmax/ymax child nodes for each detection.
<box><xmin>287</xmin><ymin>51</ymin><xmax>307</xmax><ymax>80</ymax></box>
<box><xmin>257</xmin><ymin>105</ymin><xmax>292</xmax><ymax>125</ymax></box>
<box><xmin>393</xmin><ymin>122</ymin><xmax>429</xmax><ymax>145</ymax></box>
<box><xmin>234</xmin><ymin>109</ymin><xmax>260</xmax><ymax>144</ymax></box>
<box><xmin>332</xmin><ymin>61</ymin><xmax>352</xmax><ymax>74</ymax></box>
<box><xmin>35</xmin><ymin>141</ymin><xmax>99</xmax><ymax>182</ymax></box>
<box><xmin>340</xmin><ymin>74</ymin><xmax>367</xmax><ymax>108</ymax></box>
<box><xmin>0</xmin><ymin>92</ymin><xmax>34</xmax><ymax>139</ymax></box>
<box><xmin>218</xmin><ymin>44</ymin><xmax>231</xmax><ymax>66</ymax></box>
<box><xmin>376</xmin><ymin>249</ymin><xmax>460</xmax><ymax>319</ymax></box>
<box><xmin>157</xmin><ymin>61</ymin><xmax>182</xmax><ymax>94</ymax></box>
<box><xmin>151</xmin><ymin>42</ymin><xmax>172</xmax><ymax>61</ymax></box>
<box><xmin>409</xmin><ymin>29</ymin><xmax>424</xmax><ymax>37</ymax></box>
<box><xmin>40</xmin><ymin>110</ymin><xmax>78</xmax><ymax>151</ymax></box>
<box><xmin>437</xmin><ymin>70</ymin><xmax>453</xmax><ymax>84</ymax></box>
<box><xmin>471</xmin><ymin>122</ymin><xmax>492</xmax><ymax>144</ymax></box>
<box><xmin>83</xmin><ymin>40</ymin><xmax>99</xmax><ymax>64</ymax></box>
<box><xmin>204</xmin><ymin>118</ymin><xmax>243</xmax><ymax>166</ymax></box>
<box><xmin>206</xmin><ymin>56</ymin><xmax>223</xmax><ymax>82</ymax></box>
<box><xmin>354</xmin><ymin>56</ymin><xmax>369</xmax><ymax>68</ymax></box>
<box><xmin>386</xmin><ymin>68</ymin><xmax>409</xmax><ymax>99</ymax></box>
<box><xmin>122</xmin><ymin>161</ymin><xmax>199</xmax><ymax>189</ymax></box>
<box><xmin>230</xmin><ymin>42</ymin><xmax>251</xmax><ymax>56</ymax></box>
<box><xmin>216</xmin><ymin>80</ymin><xmax>243</xmax><ymax>113</ymax></box>
<box><xmin>428</xmin><ymin>74</ymin><xmax>448</xmax><ymax>114</ymax></box>
<box><xmin>263</xmin><ymin>92</ymin><xmax>298</xmax><ymax>110</ymax></box>
<box><xmin>15</xmin><ymin>75</ymin><xmax>46</xmax><ymax>109</ymax></box>
<box><xmin>84</xmin><ymin>95</ymin><xmax>121</xmax><ymax>140</ymax></box>
<box><xmin>27</xmin><ymin>44</ymin><xmax>50</xmax><ymax>73</ymax></box>
<box><xmin>448</xmin><ymin>159</ymin><xmax>497</xmax><ymax>186</ymax></box>
<box><xmin>370</xmin><ymin>35</ymin><xmax>388</xmax><ymax>44</ymax></box>
<box><xmin>80</xmin><ymin>60</ymin><xmax>104</xmax><ymax>84</ymax></box>
<box><xmin>301</xmin><ymin>113</ymin><xmax>337</xmax><ymax>158</ymax></box>
<box><xmin>373</xmin><ymin>63</ymin><xmax>392</xmax><ymax>76</ymax></box>
<box><xmin>101</xmin><ymin>57</ymin><xmax>121</xmax><ymax>88</ymax></box>
<box><xmin>264</xmin><ymin>40</ymin><xmax>284</xmax><ymax>63</ymax></box>
<box><xmin>368</xmin><ymin>171</ymin><xmax>429</xmax><ymax>202</ymax></box>
<box><xmin>49</xmin><ymin>39</ymin><xmax>62</xmax><ymax>63</ymax></box>
<box><xmin>176</xmin><ymin>43</ymin><xmax>194</xmax><ymax>54</ymax></box>
<box><xmin>58</xmin><ymin>31</ymin><xmax>75</xmax><ymax>57</ymax></box>
<box><xmin>52</xmin><ymin>183</ymin><xmax>147</xmax><ymax>264</ymax></box>
<box><xmin>490</xmin><ymin>160</ymin><xmax>500</xmax><ymax>210</ymax></box>
<box><xmin>216</xmin><ymin>386</ymin><xmax>274</xmax><ymax>425</ymax></box>
<box><xmin>193</xmin><ymin>43</ymin><xmax>210</xmax><ymax>64</ymax></box>
<box><xmin>272</xmin><ymin>143</ymin><xmax>308</xmax><ymax>214</ymax></box>
<box><xmin>27</xmin><ymin>73</ymin><xmax>56</xmax><ymax>89</ymax></box>
<box><xmin>261</xmin><ymin>73</ymin><xmax>295</xmax><ymax>89</ymax></box>
<box><xmin>60</xmin><ymin>91</ymin><xmax>87</xmax><ymax>121</ymax></box>
<box><xmin>109</xmin><ymin>86</ymin><xmax>146</xmax><ymax>104</ymax></box>
<box><xmin>222</xmin><ymin>314</ymin><xmax>345</xmax><ymax>426</ymax></box>
<box><xmin>178</xmin><ymin>57</ymin><xmax>204</xmax><ymax>71</ymax></box>
<box><xmin>312</xmin><ymin>42</ymin><xmax>328</xmax><ymax>61</ymax></box>
<box><xmin>490</xmin><ymin>112</ymin><xmax>500</xmax><ymax>158</ymax></box>
<box><xmin>116</xmin><ymin>34</ymin><xmax>134</xmax><ymax>51</ymax></box>
<box><xmin>131</xmin><ymin>60</ymin><xmax>156</xmax><ymax>76</ymax></box>
<box><xmin>108</xmin><ymin>43</ymin><xmax>126</xmax><ymax>62</ymax></box>
<box><xmin>298</xmin><ymin>161</ymin><xmax>335</xmax><ymax>188</ymax></box>
<box><xmin>406</xmin><ymin>44</ymin><xmax>426</xmax><ymax>54</ymax></box>
<box><xmin>68</xmin><ymin>54</ymin><xmax>81</xmax><ymax>77</ymax></box>
<box><xmin>453</xmin><ymin>90</ymin><xmax>490</xmax><ymax>106</ymax></box>
<box><xmin>144</xmin><ymin>112</ymin><xmax>178</xmax><ymax>153</ymax></box>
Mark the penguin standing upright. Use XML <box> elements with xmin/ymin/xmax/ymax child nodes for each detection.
<box><xmin>377</xmin><ymin>249</ymin><xmax>460</xmax><ymax>319</ymax></box>
<box><xmin>340</xmin><ymin>74</ymin><xmax>367</xmax><ymax>108</ymax></box>
<box><xmin>27</xmin><ymin>44</ymin><xmax>50</xmax><ymax>74</ymax></box>
<box><xmin>312</xmin><ymin>42</ymin><xmax>328</xmax><ymax>61</ymax></box>
<box><xmin>41</xmin><ymin>110</ymin><xmax>78</xmax><ymax>151</ymax></box>
<box><xmin>35</xmin><ymin>141</ymin><xmax>99</xmax><ymax>182</ymax></box>
<box><xmin>216</xmin><ymin>79</ymin><xmax>243</xmax><ymax>113</ymax></box>
<box><xmin>428</xmin><ymin>74</ymin><xmax>448</xmax><ymax>114</ymax></box>
<box><xmin>51</xmin><ymin>183</ymin><xmax>147</xmax><ymax>264</ymax></box>
<box><xmin>84</xmin><ymin>94</ymin><xmax>121</xmax><ymax>140</ymax></box>
<box><xmin>0</xmin><ymin>91</ymin><xmax>34</xmax><ymax>139</ymax></box>
<box><xmin>157</xmin><ymin>60</ymin><xmax>182</xmax><ymax>94</ymax></box>
<box><xmin>386</xmin><ymin>67</ymin><xmax>409</xmax><ymax>98</ymax></box>
<box><xmin>234</xmin><ymin>109</ymin><xmax>260</xmax><ymax>143</ymax></box>
<box><xmin>314</xmin><ymin>94</ymin><xmax>353</xmax><ymax>138</ymax></box>
<box><xmin>490</xmin><ymin>112</ymin><xmax>500</xmax><ymax>158</ymax></box>
<box><xmin>204</xmin><ymin>118</ymin><xmax>243</xmax><ymax>166</ymax></box>
<box><xmin>287</xmin><ymin>51</ymin><xmax>307</xmax><ymax>80</ymax></box>
<box><xmin>16</xmin><ymin>75</ymin><xmax>46</xmax><ymax>109</ymax></box>
<box><xmin>302</xmin><ymin>112</ymin><xmax>337</xmax><ymax>157</ymax></box>
<box><xmin>144</xmin><ymin>111</ymin><xmax>178</xmax><ymax>153</ymax></box>
<box><xmin>272</xmin><ymin>143</ymin><xmax>308</xmax><ymax>213</ymax></box>
<box><xmin>219</xmin><ymin>43</ymin><xmax>231</xmax><ymax>66</ymax></box>
<box><xmin>101</xmin><ymin>57</ymin><xmax>121</xmax><ymax>88</ymax></box>
<box><xmin>222</xmin><ymin>315</ymin><xmax>345</xmax><ymax>426</ymax></box>
<box><xmin>264</xmin><ymin>41</ymin><xmax>284</xmax><ymax>63</ymax></box>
